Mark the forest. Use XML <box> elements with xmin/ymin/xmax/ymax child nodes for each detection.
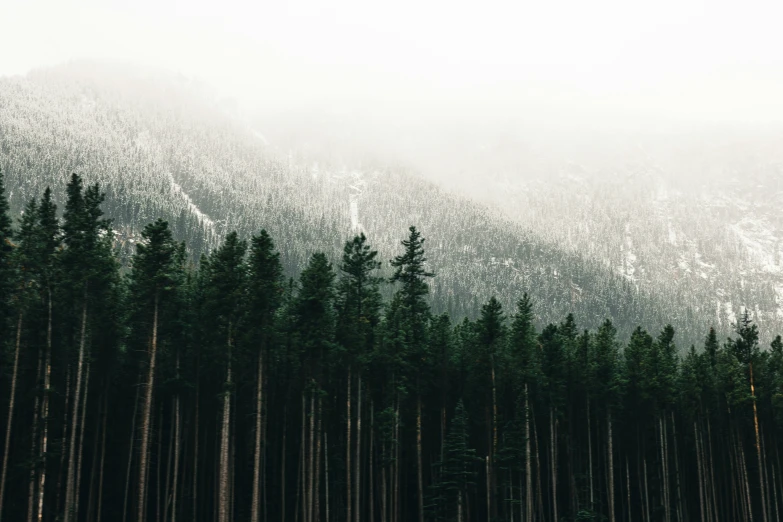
<box><xmin>2</xmin><ymin>170</ymin><xmax>783</xmax><ymax>522</ymax></box>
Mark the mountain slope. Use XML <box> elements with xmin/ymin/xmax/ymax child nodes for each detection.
<box><xmin>1</xmin><ymin>63</ymin><xmax>718</xmax><ymax>343</ymax></box>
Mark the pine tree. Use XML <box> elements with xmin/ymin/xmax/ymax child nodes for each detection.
<box><xmin>248</xmin><ymin>230</ymin><xmax>283</xmax><ymax>522</ymax></box>
<box><xmin>390</xmin><ymin>226</ymin><xmax>434</xmax><ymax>522</ymax></box>
<box><xmin>130</xmin><ymin>219</ymin><xmax>181</xmax><ymax>522</ymax></box>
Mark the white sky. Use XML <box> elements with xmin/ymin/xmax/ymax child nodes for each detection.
<box><xmin>2</xmin><ymin>0</ymin><xmax>783</xmax><ymax>126</ymax></box>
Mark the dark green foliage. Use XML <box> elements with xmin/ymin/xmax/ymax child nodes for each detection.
<box><xmin>2</xmin><ymin>179</ymin><xmax>783</xmax><ymax>522</ymax></box>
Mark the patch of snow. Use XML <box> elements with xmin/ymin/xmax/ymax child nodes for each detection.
<box><xmin>168</xmin><ymin>173</ymin><xmax>216</xmax><ymax>235</ymax></box>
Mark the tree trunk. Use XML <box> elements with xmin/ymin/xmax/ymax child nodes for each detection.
<box><xmin>218</xmin><ymin>325</ymin><xmax>233</xmax><ymax>522</ymax></box>
<box><xmin>356</xmin><ymin>376</ymin><xmax>362</xmax><ymax>522</ymax></box>
<box><xmin>171</xmin><ymin>350</ymin><xmax>181</xmax><ymax>522</ymax></box>
<box><xmin>26</xmin><ymin>343</ymin><xmax>43</xmax><ymax>522</ymax></box>
<box><xmin>282</xmin><ymin>405</ymin><xmax>287</xmax><ymax>522</ymax></box>
<box><xmin>37</xmin><ymin>288</ymin><xmax>54</xmax><ymax>522</ymax></box>
<box><xmin>123</xmin><ymin>374</ymin><xmax>142</xmax><ymax>522</ymax></box>
<box><xmin>74</xmin><ymin>358</ymin><xmax>91</xmax><ymax>522</ymax></box>
<box><xmin>369</xmin><ymin>400</ymin><xmax>374</xmax><ymax>522</ymax></box>
<box><xmin>607</xmin><ymin>410</ymin><xmax>615</xmax><ymax>522</ymax></box>
<box><xmin>670</xmin><ymin>412</ymin><xmax>683</xmax><ymax>522</ymax></box>
<box><xmin>307</xmin><ymin>391</ymin><xmax>315</xmax><ymax>522</ymax></box>
<box><xmin>64</xmin><ymin>294</ymin><xmax>89</xmax><ymax>522</ymax></box>
<box><xmin>346</xmin><ymin>370</ymin><xmax>352</xmax><ymax>522</ymax></box>
<box><xmin>416</xmin><ymin>393</ymin><xmax>423</xmax><ymax>522</ymax></box>
<box><xmin>314</xmin><ymin>398</ymin><xmax>322</xmax><ymax>522</ymax></box>
<box><xmin>325</xmin><ymin>432</ymin><xmax>330</xmax><ymax>522</ymax></box>
<box><xmin>490</xmin><ymin>357</ymin><xmax>498</xmax><ymax>521</ymax></box>
<box><xmin>0</xmin><ymin>312</ymin><xmax>24</xmax><ymax>522</ymax></box>
<box><xmin>138</xmin><ymin>292</ymin><xmax>160</xmax><ymax>522</ymax></box>
<box><xmin>750</xmin><ymin>362</ymin><xmax>769</xmax><ymax>522</ymax></box>
<box><xmin>550</xmin><ymin>408</ymin><xmax>557</xmax><ymax>522</ymax></box>
<box><xmin>587</xmin><ymin>397</ymin><xmax>594</xmax><ymax>510</ymax></box>
<box><xmin>525</xmin><ymin>384</ymin><xmax>532</xmax><ymax>522</ymax></box>
<box><xmin>96</xmin><ymin>396</ymin><xmax>108</xmax><ymax>522</ymax></box>
<box><xmin>251</xmin><ymin>350</ymin><xmax>264</xmax><ymax>522</ymax></box>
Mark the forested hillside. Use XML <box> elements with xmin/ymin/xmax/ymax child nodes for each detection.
<box><xmin>0</xmin><ymin>63</ymin><xmax>718</xmax><ymax>344</ymax></box>
<box><xmin>1</xmin><ymin>174</ymin><xmax>783</xmax><ymax>522</ymax></box>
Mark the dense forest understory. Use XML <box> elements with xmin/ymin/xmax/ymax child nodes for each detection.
<box><xmin>3</xmin><ymin>172</ymin><xmax>783</xmax><ymax>522</ymax></box>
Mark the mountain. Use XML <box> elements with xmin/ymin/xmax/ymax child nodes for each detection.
<box><xmin>420</xmin><ymin>128</ymin><xmax>783</xmax><ymax>344</ymax></box>
<box><xmin>0</xmin><ymin>62</ymin><xmax>726</xmax><ymax>344</ymax></box>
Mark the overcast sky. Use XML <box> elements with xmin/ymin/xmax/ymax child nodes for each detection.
<box><xmin>2</xmin><ymin>0</ymin><xmax>783</xmax><ymax>128</ymax></box>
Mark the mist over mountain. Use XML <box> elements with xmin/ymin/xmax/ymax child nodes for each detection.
<box><xmin>7</xmin><ymin>63</ymin><xmax>767</xmax><ymax>345</ymax></box>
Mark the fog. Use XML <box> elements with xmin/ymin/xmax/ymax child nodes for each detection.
<box><xmin>3</xmin><ymin>0</ymin><xmax>783</xmax><ymax>186</ymax></box>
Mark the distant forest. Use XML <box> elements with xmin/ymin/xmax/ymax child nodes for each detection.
<box><xmin>2</xmin><ymin>171</ymin><xmax>783</xmax><ymax>522</ymax></box>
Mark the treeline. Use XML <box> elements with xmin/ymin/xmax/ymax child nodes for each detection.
<box><xmin>1</xmin><ymin>171</ymin><xmax>783</xmax><ymax>522</ymax></box>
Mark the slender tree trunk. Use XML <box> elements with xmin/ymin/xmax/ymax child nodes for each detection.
<box><xmin>0</xmin><ymin>312</ymin><xmax>24</xmax><ymax>522</ymax></box>
<box><xmin>314</xmin><ymin>398</ymin><xmax>322</xmax><ymax>522</ymax></box>
<box><xmin>369</xmin><ymin>400</ymin><xmax>374</xmax><ymax>522</ymax></box>
<box><xmin>86</xmin><ymin>388</ymin><xmax>102</xmax><ymax>522</ymax></box>
<box><xmin>587</xmin><ymin>397</ymin><xmax>593</xmax><ymax>511</ymax></box>
<box><xmin>296</xmin><ymin>395</ymin><xmax>304</xmax><ymax>522</ymax></box>
<box><xmin>346</xmin><ymin>370</ymin><xmax>352</xmax><ymax>522</ymax></box>
<box><xmin>750</xmin><ymin>363</ymin><xmax>769</xmax><ymax>522</ymax></box>
<box><xmin>356</xmin><ymin>376</ymin><xmax>362</xmax><ymax>522</ymax></box>
<box><xmin>64</xmin><ymin>294</ymin><xmax>89</xmax><ymax>522</ymax></box>
<box><xmin>525</xmin><ymin>384</ymin><xmax>532</xmax><ymax>522</ymax></box>
<box><xmin>695</xmin><ymin>421</ymin><xmax>706</xmax><ymax>522</ymax></box>
<box><xmin>670</xmin><ymin>412</ymin><xmax>683</xmax><ymax>522</ymax></box>
<box><xmin>26</xmin><ymin>343</ymin><xmax>44</xmax><ymax>522</ymax></box>
<box><xmin>626</xmin><ymin>457</ymin><xmax>632</xmax><ymax>522</ymax></box>
<box><xmin>56</xmin><ymin>366</ymin><xmax>72</xmax><ymax>518</ymax></box>
<box><xmin>37</xmin><ymin>288</ymin><xmax>54</xmax><ymax>522</ymax></box>
<box><xmin>218</xmin><ymin>325</ymin><xmax>233</xmax><ymax>522</ymax></box>
<box><xmin>307</xmin><ymin>391</ymin><xmax>315</xmax><ymax>522</ymax></box>
<box><xmin>325</xmin><ymin>432</ymin><xmax>330</xmax><ymax>522</ymax></box>
<box><xmin>416</xmin><ymin>393</ymin><xmax>423</xmax><ymax>522</ymax></box>
<box><xmin>251</xmin><ymin>350</ymin><xmax>264</xmax><ymax>522</ymax></box>
<box><xmin>74</xmin><ymin>358</ymin><xmax>91</xmax><ymax>522</ymax></box>
<box><xmin>192</xmin><ymin>361</ymin><xmax>200</xmax><ymax>522</ymax></box>
<box><xmin>138</xmin><ymin>292</ymin><xmax>160</xmax><ymax>522</ymax></box>
<box><xmin>171</xmin><ymin>349</ymin><xmax>181</xmax><ymax>522</ymax></box>
<box><xmin>282</xmin><ymin>405</ymin><xmax>287</xmax><ymax>522</ymax></box>
<box><xmin>96</xmin><ymin>396</ymin><xmax>108</xmax><ymax>522</ymax></box>
<box><xmin>491</xmin><ymin>358</ymin><xmax>498</xmax><ymax>521</ymax></box>
<box><xmin>550</xmin><ymin>408</ymin><xmax>557</xmax><ymax>522</ymax></box>
<box><xmin>607</xmin><ymin>410</ymin><xmax>615</xmax><ymax>522</ymax></box>
<box><xmin>123</xmin><ymin>375</ymin><xmax>142</xmax><ymax>522</ymax></box>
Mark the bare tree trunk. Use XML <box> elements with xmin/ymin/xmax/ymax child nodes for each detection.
<box><xmin>587</xmin><ymin>397</ymin><xmax>593</xmax><ymax>511</ymax></box>
<box><xmin>695</xmin><ymin>422</ymin><xmax>706</xmax><ymax>522</ymax></box>
<box><xmin>750</xmin><ymin>363</ymin><xmax>769</xmax><ymax>522</ymax></box>
<box><xmin>218</xmin><ymin>325</ymin><xmax>233</xmax><ymax>522</ymax></box>
<box><xmin>485</xmin><ymin>457</ymin><xmax>491</xmax><ymax>522</ymax></box>
<box><xmin>64</xmin><ymin>294</ymin><xmax>89</xmax><ymax>522</ymax></box>
<box><xmin>369</xmin><ymin>401</ymin><xmax>374</xmax><ymax>522</ymax></box>
<box><xmin>525</xmin><ymin>384</ymin><xmax>532</xmax><ymax>522</ymax></box>
<box><xmin>171</xmin><ymin>350</ymin><xmax>181</xmax><ymax>522</ymax></box>
<box><xmin>626</xmin><ymin>457</ymin><xmax>632</xmax><ymax>522</ymax></box>
<box><xmin>282</xmin><ymin>405</ymin><xmax>287</xmax><ymax>522</ymax></box>
<box><xmin>346</xmin><ymin>370</ymin><xmax>352</xmax><ymax>522</ymax></box>
<box><xmin>295</xmin><ymin>395</ymin><xmax>304</xmax><ymax>522</ymax></box>
<box><xmin>314</xmin><ymin>398</ymin><xmax>322</xmax><ymax>522</ymax></box>
<box><xmin>192</xmin><ymin>366</ymin><xmax>199</xmax><ymax>522</ymax></box>
<box><xmin>659</xmin><ymin>416</ymin><xmax>670</xmax><ymax>522</ymax></box>
<box><xmin>26</xmin><ymin>343</ymin><xmax>44</xmax><ymax>522</ymax></box>
<box><xmin>356</xmin><ymin>377</ymin><xmax>362</xmax><ymax>522</ymax></box>
<box><xmin>138</xmin><ymin>292</ymin><xmax>160</xmax><ymax>522</ymax></box>
<box><xmin>416</xmin><ymin>393</ymin><xmax>423</xmax><ymax>522</ymax></box>
<box><xmin>0</xmin><ymin>312</ymin><xmax>24</xmax><ymax>522</ymax></box>
<box><xmin>86</xmin><ymin>390</ymin><xmax>102</xmax><ymax>522</ymax></box>
<box><xmin>325</xmin><ymin>432</ymin><xmax>330</xmax><ymax>522</ymax></box>
<box><xmin>96</xmin><ymin>396</ymin><xmax>108</xmax><ymax>522</ymax></box>
<box><xmin>307</xmin><ymin>391</ymin><xmax>315</xmax><ymax>522</ymax></box>
<box><xmin>550</xmin><ymin>408</ymin><xmax>557</xmax><ymax>522</ymax></box>
<box><xmin>37</xmin><ymin>289</ymin><xmax>54</xmax><ymax>522</ymax></box>
<box><xmin>670</xmin><ymin>412</ymin><xmax>683</xmax><ymax>522</ymax></box>
<box><xmin>74</xmin><ymin>358</ymin><xmax>91</xmax><ymax>522</ymax></box>
<box><xmin>491</xmin><ymin>358</ymin><xmax>498</xmax><ymax>521</ymax></box>
<box><xmin>251</xmin><ymin>351</ymin><xmax>264</xmax><ymax>522</ymax></box>
<box><xmin>56</xmin><ymin>367</ymin><xmax>72</xmax><ymax>518</ymax></box>
<box><xmin>123</xmin><ymin>375</ymin><xmax>142</xmax><ymax>522</ymax></box>
<box><xmin>607</xmin><ymin>410</ymin><xmax>615</xmax><ymax>522</ymax></box>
